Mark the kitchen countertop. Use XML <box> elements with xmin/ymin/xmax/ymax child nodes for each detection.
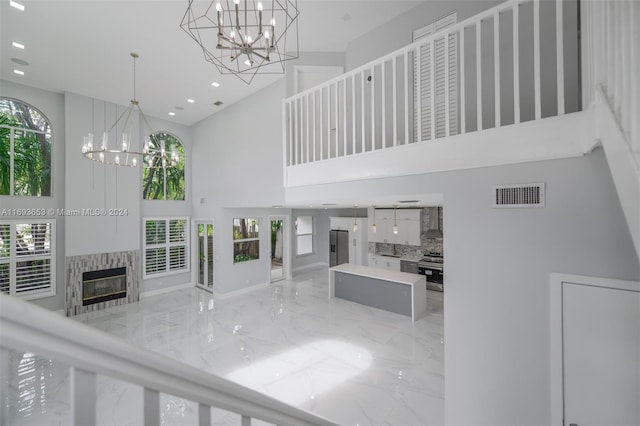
<box><xmin>330</xmin><ymin>263</ymin><xmax>423</xmax><ymax>286</ymax></box>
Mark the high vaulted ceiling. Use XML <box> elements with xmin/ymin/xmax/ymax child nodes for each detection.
<box><xmin>1</xmin><ymin>0</ymin><xmax>426</xmax><ymax>126</ymax></box>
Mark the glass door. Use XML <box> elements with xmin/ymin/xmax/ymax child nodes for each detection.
<box><xmin>270</xmin><ymin>219</ymin><xmax>285</xmax><ymax>282</ymax></box>
<box><xmin>196</xmin><ymin>222</ymin><xmax>214</xmax><ymax>292</ymax></box>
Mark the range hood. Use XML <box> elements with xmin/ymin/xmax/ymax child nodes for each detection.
<box><xmin>425</xmin><ymin>207</ymin><xmax>443</xmax><ymax>239</ymax></box>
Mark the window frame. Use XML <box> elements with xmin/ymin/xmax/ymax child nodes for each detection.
<box><xmin>233</xmin><ymin>218</ymin><xmax>260</xmax><ymax>264</ymax></box>
<box><xmin>0</xmin><ymin>97</ymin><xmax>53</xmax><ymax>197</ymax></box>
<box><xmin>143</xmin><ymin>217</ymin><xmax>190</xmax><ymax>279</ymax></box>
<box><xmin>0</xmin><ymin>219</ymin><xmax>56</xmax><ymax>300</ymax></box>
<box><xmin>142</xmin><ymin>131</ymin><xmax>186</xmax><ymax>201</ymax></box>
<box><xmin>295</xmin><ymin>215</ymin><xmax>314</xmax><ymax>256</ymax></box>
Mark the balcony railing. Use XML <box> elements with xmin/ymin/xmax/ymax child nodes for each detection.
<box><xmin>283</xmin><ymin>0</ymin><xmax>579</xmax><ymax>168</ymax></box>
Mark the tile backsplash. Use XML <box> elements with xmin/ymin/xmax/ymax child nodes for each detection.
<box><xmin>369</xmin><ymin>207</ymin><xmax>443</xmax><ymax>257</ymax></box>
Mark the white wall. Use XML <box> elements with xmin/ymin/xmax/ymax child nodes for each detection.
<box><xmin>284</xmin><ymin>52</ymin><xmax>346</xmax><ymax>97</ymax></box>
<box><xmin>0</xmin><ymin>80</ymin><xmax>66</xmax><ymax>311</ymax></box>
<box><xmin>191</xmin><ymin>79</ymin><xmax>286</xmax><ymax>211</ymax></box>
<box><xmin>64</xmin><ymin>92</ymin><xmax>142</xmax><ymax>256</ymax></box>
<box><xmin>191</xmin><ymin>79</ymin><xmax>289</xmax><ymax>294</ymax></box>
<box><xmin>345</xmin><ymin>0</ymin><xmax>501</xmax><ymax>71</ymax></box>
<box><xmin>290</xmin><ymin>208</ymin><xmax>330</xmax><ymax>271</ymax></box>
<box><xmin>285</xmin><ymin>147</ymin><xmax>639</xmax><ymax>425</ymax></box>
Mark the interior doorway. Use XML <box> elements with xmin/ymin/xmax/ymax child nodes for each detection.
<box><xmin>270</xmin><ymin>218</ymin><xmax>286</xmax><ymax>282</ymax></box>
<box><xmin>195</xmin><ymin>221</ymin><xmax>214</xmax><ymax>292</ymax></box>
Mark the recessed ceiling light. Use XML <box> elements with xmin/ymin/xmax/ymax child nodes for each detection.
<box><xmin>187</xmin><ymin>99</ymin><xmax>195</xmax><ymax>103</ymax></box>
<box><xmin>9</xmin><ymin>1</ymin><xmax>25</xmax><ymax>11</ymax></box>
<box><xmin>12</xmin><ymin>41</ymin><xmax>25</xmax><ymax>49</ymax></box>
<box><xmin>244</xmin><ymin>60</ymin><xmax>252</xmax><ymax>66</ymax></box>
<box><xmin>168</xmin><ymin>112</ymin><xmax>176</xmax><ymax>116</ymax></box>
<box><xmin>211</xmin><ymin>82</ymin><xmax>220</xmax><ymax>87</ymax></box>
<box><xmin>13</xmin><ymin>69</ymin><xmax>24</xmax><ymax>75</ymax></box>
<box><xmin>11</xmin><ymin>58</ymin><xmax>29</xmax><ymax>66</ymax></box>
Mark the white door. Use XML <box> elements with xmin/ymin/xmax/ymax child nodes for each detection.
<box><xmin>562</xmin><ymin>282</ymin><xmax>640</xmax><ymax>425</ymax></box>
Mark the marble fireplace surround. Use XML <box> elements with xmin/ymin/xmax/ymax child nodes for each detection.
<box><xmin>66</xmin><ymin>250</ymin><xmax>140</xmax><ymax>316</ymax></box>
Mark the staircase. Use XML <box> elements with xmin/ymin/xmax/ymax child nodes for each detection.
<box><xmin>581</xmin><ymin>0</ymin><xmax>640</xmax><ymax>262</ymax></box>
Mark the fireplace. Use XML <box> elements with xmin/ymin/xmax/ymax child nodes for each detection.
<box><xmin>82</xmin><ymin>267</ymin><xmax>127</xmax><ymax>306</ymax></box>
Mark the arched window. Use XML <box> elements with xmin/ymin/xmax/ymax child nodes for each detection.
<box><xmin>0</xmin><ymin>98</ymin><xmax>52</xmax><ymax>197</ymax></box>
<box><xmin>142</xmin><ymin>131</ymin><xmax>185</xmax><ymax>200</ymax></box>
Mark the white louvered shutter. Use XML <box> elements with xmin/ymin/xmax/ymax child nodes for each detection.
<box><xmin>169</xmin><ymin>219</ymin><xmax>187</xmax><ymax>271</ymax></box>
<box><xmin>143</xmin><ymin>218</ymin><xmax>189</xmax><ymax>278</ymax></box>
<box><xmin>0</xmin><ymin>221</ymin><xmax>56</xmax><ymax>299</ymax></box>
<box><xmin>0</xmin><ymin>223</ymin><xmax>12</xmax><ymax>294</ymax></box>
<box><xmin>414</xmin><ymin>13</ymin><xmax>458</xmax><ymax>142</ymax></box>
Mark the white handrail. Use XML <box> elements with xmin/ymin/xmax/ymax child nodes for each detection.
<box><xmin>0</xmin><ymin>294</ymin><xmax>339</xmax><ymax>426</ymax></box>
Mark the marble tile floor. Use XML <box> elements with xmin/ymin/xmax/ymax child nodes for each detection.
<box><xmin>3</xmin><ymin>267</ymin><xmax>444</xmax><ymax>426</ymax></box>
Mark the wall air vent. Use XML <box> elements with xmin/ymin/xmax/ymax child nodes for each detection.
<box><xmin>398</xmin><ymin>200</ymin><xmax>420</xmax><ymax>204</ymax></box>
<box><xmin>492</xmin><ymin>183</ymin><xmax>545</xmax><ymax>208</ymax></box>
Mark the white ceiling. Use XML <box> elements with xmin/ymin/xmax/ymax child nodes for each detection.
<box><xmin>1</xmin><ymin>0</ymin><xmax>425</xmax><ymax>126</ymax></box>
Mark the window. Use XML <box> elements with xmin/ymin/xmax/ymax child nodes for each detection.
<box><xmin>142</xmin><ymin>131</ymin><xmax>185</xmax><ymax>200</ymax></box>
<box><xmin>295</xmin><ymin>215</ymin><xmax>313</xmax><ymax>255</ymax></box>
<box><xmin>143</xmin><ymin>217</ymin><xmax>189</xmax><ymax>278</ymax></box>
<box><xmin>0</xmin><ymin>98</ymin><xmax>52</xmax><ymax>196</ymax></box>
<box><xmin>0</xmin><ymin>220</ymin><xmax>56</xmax><ymax>299</ymax></box>
<box><xmin>233</xmin><ymin>218</ymin><xmax>259</xmax><ymax>263</ymax></box>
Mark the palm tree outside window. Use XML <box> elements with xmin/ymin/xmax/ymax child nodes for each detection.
<box><xmin>142</xmin><ymin>131</ymin><xmax>185</xmax><ymax>200</ymax></box>
<box><xmin>0</xmin><ymin>98</ymin><xmax>52</xmax><ymax>197</ymax></box>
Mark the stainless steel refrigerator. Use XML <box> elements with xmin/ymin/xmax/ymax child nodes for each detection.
<box><xmin>329</xmin><ymin>230</ymin><xmax>349</xmax><ymax>267</ymax></box>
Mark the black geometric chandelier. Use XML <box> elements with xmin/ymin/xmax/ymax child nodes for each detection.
<box><xmin>180</xmin><ymin>0</ymin><xmax>300</xmax><ymax>84</ymax></box>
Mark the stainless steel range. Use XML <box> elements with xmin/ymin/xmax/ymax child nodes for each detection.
<box><xmin>418</xmin><ymin>252</ymin><xmax>444</xmax><ymax>292</ymax></box>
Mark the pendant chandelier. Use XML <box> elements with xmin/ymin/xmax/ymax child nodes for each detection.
<box><xmin>81</xmin><ymin>53</ymin><xmax>180</xmax><ymax>169</ymax></box>
<box><xmin>180</xmin><ymin>0</ymin><xmax>300</xmax><ymax>84</ymax></box>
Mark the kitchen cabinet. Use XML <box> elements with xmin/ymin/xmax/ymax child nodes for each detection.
<box><xmin>330</xmin><ymin>217</ymin><xmax>368</xmax><ymax>266</ymax></box>
<box><xmin>369</xmin><ymin>209</ymin><xmax>421</xmax><ymax>246</ymax></box>
<box><xmin>400</xmin><ymin>259</ymin><xmax>419</xmax><ymax>274</ymax></box>
<box><xmin>368</xmin><ymin>254</ymin><xmax>401</xmax><ymax>272</ymax></box>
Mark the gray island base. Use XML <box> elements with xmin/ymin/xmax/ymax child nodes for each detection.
<box><xmin>329</xmin><ymin>263</ymin><xmax>427</xmax><ymax>322</ymax></box>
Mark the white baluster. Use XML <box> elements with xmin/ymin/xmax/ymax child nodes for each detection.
<box><xmin>71</xmin><ymin>367</ymin><xmax>96</xmax><ymax>426</ymax></box>
<box><xmin>199</xmin><ymin>403</ymin><xmax>211</xmax><ymax>426</ymax></box>
<box><xmin>556</xmin><ymin>0</ymin><xmax>565</xmax><ymax>115</ymax></box>
<box><xmin>143</xmin><ymin>388</ymin><xmax>160</xmax><ymax>426</ymax></box>
<box><xmin>513</xmin><ymin>3</ymin><xmax>520</xmax><ymax>124</ymax></box>
<box><xmin>534</xmin><ymin>0</ymin><xmax>541</xmax><ymax>120</ymax></box>
<box><xmin>494</xmin><ymin>12</ymin><xmax>500</xmax><ymax>128</ymax></box>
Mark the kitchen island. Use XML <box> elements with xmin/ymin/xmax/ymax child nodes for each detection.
<box><xmin>329</xmin><ymin>263</ymin><xmax>426</xmax><ymax>321</ymax></box>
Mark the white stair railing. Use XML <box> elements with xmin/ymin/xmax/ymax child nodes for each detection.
<box><xmin>283</xmin><ymin>0</ymin><xmax>578</xmax><ymax>168</ymax></box>
<box><xmin>580</xmin><ymin>0</ymin><xmax>640</xmax><ymax>262</ymax></box>
<box><xmin>582</xmin><ymin>0</ymin><xmax>639</xmax><ymax>163</ymax></box>
<box><xmin>0</xmin><ymin>294</ymin><xmax>340</xmax><ymax>426</ymax></box>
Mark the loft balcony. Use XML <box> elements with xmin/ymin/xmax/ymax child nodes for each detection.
<box><xmin>283</xmin><ymin>0</ymin><xmax>640</xmax><ymax>263</ymax></box>
<box><xmin>282</xmin><ymin>0</ymin><xmax>587</xmax><ymax>188</ymax></box>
